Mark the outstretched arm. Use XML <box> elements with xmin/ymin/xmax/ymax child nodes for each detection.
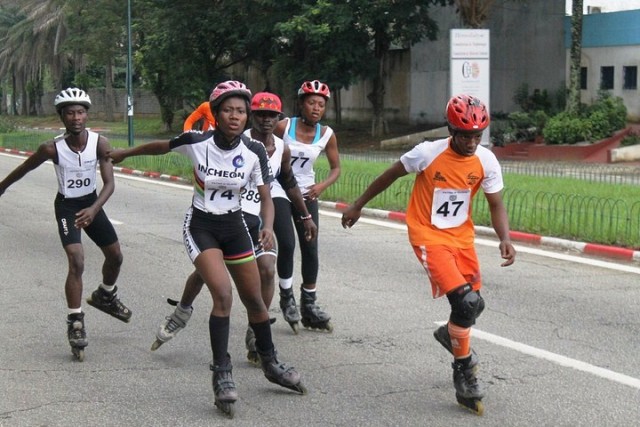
<box><xmin>0</xmin><ymin>142</ymin><xmax>55</xmax><ymax>197</ymax></box>
<box><xmin>341</xmin><ymin>161</ymin><xmax>408</xmax><ymax>228</ymax></box>
<box><xmin>107</xmin><ymin>140</ymin><xmax>171</xmax><ymax>164</ymax></box>
<box><xmin>486</xmin><ymin>191</ymin><xmax>516</xmax><ymax>267</ymax></box>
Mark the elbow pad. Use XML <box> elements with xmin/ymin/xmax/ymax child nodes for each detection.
<box><xmin>277</xmin><ymin>168</ymin><xmax>298</xmax><ymax>191</ymax></box>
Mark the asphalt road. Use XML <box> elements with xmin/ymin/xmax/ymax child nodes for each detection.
<box><xmin>1</xmin><ymin>153</ymin><xmax>639</xmax><ymax>426</ymax></box>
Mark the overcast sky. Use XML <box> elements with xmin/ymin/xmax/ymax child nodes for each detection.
<box><xmin>566</xmin><ymin>0</ymin><xmax>640</xmax><ymax>14</ymax></box>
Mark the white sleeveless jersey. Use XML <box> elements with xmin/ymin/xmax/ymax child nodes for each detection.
<box><xmin>170</xmin><ymin>131</ymin><xmax>273</xmax><ymax>215</ymax></box>
<box><xmin>281</xmin><ymin>117</ymin><xmax>333</xmax><ymax>197</ymax></box>
<box><xmin>54</xmin><ymin>130</ymin><xmax>99</xmax><ymax>198</ymax></box>
<box><xmin>240</xmin><ymin>129</ymin><xmax>284</xmax><ymax>216</ymax></box>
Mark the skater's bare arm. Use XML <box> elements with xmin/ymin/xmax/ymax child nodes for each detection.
<box><xmin>108</xmin><ymin>140</ymin><xmax>171</xmax><ymax>164</ymax></box>
<box><xmin>0</xmin><ymin>142</ymin><xmax>55</xmax><ymax>196</ymax></box>
<box><xmin>341</xmin><ymin>161</ymin><xmax>407</xmax><ymax>228</ymax></box>
<box><xmin>486</xmin><ymin>191</ymin><xmax>516</xmax><ymax>267</ymax></box>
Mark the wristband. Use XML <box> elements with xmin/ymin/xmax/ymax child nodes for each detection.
<box><xmin>300</xmin><ymin>214</ymin><xmax>312</xmax><ymax>221</ymax></box>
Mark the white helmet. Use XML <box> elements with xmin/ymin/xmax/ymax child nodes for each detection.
<box><xmin>54</xmin><ymin>87</ymin><xmax>91</xmax><ymax>112</ymax></box>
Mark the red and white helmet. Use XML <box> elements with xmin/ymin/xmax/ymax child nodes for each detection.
<box><xmin>209</xmin><ymin>80</ymin><xmax>252</xmax><ymax>108</ymax></box>
<box><xmin>446</xmin><ymin>94</ymin><xmax>490</xmax><ymax>132</ymax></box>
<box><xmin>297</xmin><ymin>80</ymin><xmax>330</xmax><ymax>99</ymax></box>
<box><xmin>54</xmin><ymin>87</ymin><xmax>91</xmax><ymax>112</ymax></box>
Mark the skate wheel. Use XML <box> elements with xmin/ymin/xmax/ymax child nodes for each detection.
<box><xmin>295</xmin><ymin>382</ymin><xmax>308</xmax><ymax>395</ymax></box>
<box><xmin>150</xmin><ymin>340</ymin><xmax>164</xmax><ymax>351</ymax></box>
<box><xmin>456</xmin><ymin>395</ymin><xmax>484</xmax><ymax>416</ymax></box>
<box><xmin>72</xmin><ymin>348</ymin><xmax>85</xmax><ymax>362</ymax></box>
<box><xmin>246</xmin><ymin>351</ymin><xmax>260</xmax><ymax>367</ymax></box>
<box><xmin>215</xmin><ymin>401</ymin><xmax>235</xmax><ymax>418</ymax></box>
<box><xmin>290</xmin><ymin>322</ymin><xmax>300</xmax><ymax>335</ymax></box>
<box><xmin>325</xmin><ymin>321</ymin><xmax>334</xmax><ymax>333</ymax></box>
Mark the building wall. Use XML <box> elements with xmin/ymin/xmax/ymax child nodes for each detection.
<box><xmin>337</xmin><ymin>0</ymin><xmax>567</xmax><ymax>125</ymax></box>
<box><xmin>564</xmin><ymin>9</ymin><xmax>640</xmax><ymax>120</ymax></box>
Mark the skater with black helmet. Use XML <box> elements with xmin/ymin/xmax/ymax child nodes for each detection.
<box><xmin>341</xmin><ymin>94</ymin><xmax>516</xmax><ymax>415</ymax></box>
<box><xmin>272</xmin><ymin>80</ymin><xmax>341</xmax><ymax>333</ymax></box>
<box><xmin>108</xmin><ymin>81</ymin><xmax>306</xmax><ymax>418</ymax></box>
<box><xmin>0</xmin><ymin>87</ymin><xmax>131</xmax><ymax>362</ymax></box>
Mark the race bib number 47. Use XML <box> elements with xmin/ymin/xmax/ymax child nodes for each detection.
<box><xmin>431</xmin><ymin>188</ymin><xmax>471</xmax><ymax>229</ymax></box>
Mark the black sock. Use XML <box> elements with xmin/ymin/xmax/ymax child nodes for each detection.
<box><xmin>209</xmin><ymin>315</ymin><xmax>230</xmax><ymax>366</ymax></box>
<box><xmin>250</xmin><ymin>319</ymin><xmax>273</xmax><ymax>354</ymax></box>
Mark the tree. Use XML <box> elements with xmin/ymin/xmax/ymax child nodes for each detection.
<box><xmin>272</xmin><ymin>0</ymin><xmax>450</xmax><ymax>137</ymax></box>
<box><xmin>134</xmin><ymin>0</ymin><xmax>270</xmax><ymax>130</ymax></box>
<box><xmin>566</xmin><ymin>0</ymin><xmax>583</xmax><ymax>115</ymax></box>
<box><xmin>454</xmin><ymin>0</ymin><xmax>496</xmax><ymax>28</ymax></box>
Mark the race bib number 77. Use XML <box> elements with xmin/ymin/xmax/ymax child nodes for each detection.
<box><xmin>431</xmin><ymin>188</ymin><xmax>471</xmax><ymax>229</ymax></box>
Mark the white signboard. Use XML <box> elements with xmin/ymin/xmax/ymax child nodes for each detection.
<box><xmin>450</xmin><ymin>29</ymin><xmax>490</xmax><ymax>146</ymax></box>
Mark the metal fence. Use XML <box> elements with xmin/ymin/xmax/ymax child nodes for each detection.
<box><xmin>2</xmin><ymin>132</ymin><xmax>639</xmax><ymax>248</ymax></box>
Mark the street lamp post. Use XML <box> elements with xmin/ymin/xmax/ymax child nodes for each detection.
<box><xmin>126</xmin><ymin>0</ymin><xmax>134</xmax><ymax>147</ymax></box>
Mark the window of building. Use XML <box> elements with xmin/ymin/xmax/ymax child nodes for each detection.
<box><xmin>600</xmin><ymin>66</ymin><xmax>614</xmax><ymax>90</ymax></box>
<box><xmin>623</xmin><ymin>66</ymin><xmax>638</xmax><ymax>90</ymax></box>
<box><xmin>580</xmin><ymin>67</ymin><xmax>587</xmax><ymax>90</ymax></box>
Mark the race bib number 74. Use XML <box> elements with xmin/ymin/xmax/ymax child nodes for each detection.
<box><xmin>431</xmin><ymin>188</ymin><xmax>471</xmax><ymax>229</ymax></box>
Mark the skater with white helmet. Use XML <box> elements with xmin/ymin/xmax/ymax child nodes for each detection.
<box><xmin>0</xmin><ymin>87</ymin><xmax>131</xmax><ymax>362</ymax></box>
<box><xmin>108</xmin><ymin>81</ymin><xmax>307</xmax><ymax>418</ymax></box>
<box><xmin>341</xmin><ymin>94</ymin><xmax>516</xmax><ymax>415</ymax></box>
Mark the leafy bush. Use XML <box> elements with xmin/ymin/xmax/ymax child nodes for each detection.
<box><xmin>543</xmin><ymin>112</ymin><xmax>590</xmax><ymax>145</ymax></box>
<box><xmin>542</xmin><ymin>92</ymin><xmax>627</xmax><ymax>145</ymax></box>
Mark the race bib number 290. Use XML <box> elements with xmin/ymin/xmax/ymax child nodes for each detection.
<box><xmin>431</xmin><ymin>188</ymin><xmax>471</xmax><ymax>229</ymax></box>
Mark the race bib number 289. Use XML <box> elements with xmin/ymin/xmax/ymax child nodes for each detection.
<box><xmin>431</xmin><ymin>188</ymin><xmax>471</xmax><ymax>229</ymax></box>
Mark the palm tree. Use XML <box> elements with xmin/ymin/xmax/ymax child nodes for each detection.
<box><xmin>567</xmin><ymin>0</ymin><xmax>583</xmax><ymax>115</ymax></box>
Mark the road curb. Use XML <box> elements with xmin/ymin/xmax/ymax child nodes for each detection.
<box><xmin>322</xmin><ymin>201</ymin><xmax>640</xmax><ymax>263</ymax></box>
<box><xmin>3</xmin><ymin>149</ymin><xmax>637</xmax><ymax>264</ymax></box>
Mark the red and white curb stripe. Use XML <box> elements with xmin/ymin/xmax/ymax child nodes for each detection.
<box><xmin>322</xmin><ymin>201</ymin><xmax>640</xmax><ymax>263</ymax></box>
<box><xmin>3</xmin><ymin>148</ymin><xmax>638</xmax><ymax>263</ymax></box>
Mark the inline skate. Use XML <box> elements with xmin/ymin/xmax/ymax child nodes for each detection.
<box><xmin>433</xmin><ymin>324</ymin><xmax>478</xmax><ymax>372</ymax></box>
<box><xmin>151</xmin><ymin>303</ymin><xmax>193</xmax><ymax>351</ymax></box>
<box><xmin>300</xmin><ymin>288</ymin><xmax>332</xmax><ymax>332</ymax></box>
<box><xmin>279</xmin><ymin>287</ymin><xmax>300</xmax><ymax>334</ymax></box>
<box><xmin>452</xmin><ymin>355</ymin><xmax>484</xmax><ymax>415</ymax></box>
<box><xmin>210</xmin><ymin>361</ymin><xmax>237</xmax><ymax>418</ymax></box>
<box><xmin>86</xmin><ymin>285</ymin><xmax>132</xmax><ymax>322</ymax></box>
<box><xmin>67</xmin><ymin>312</ymin><xmax>88</xmax><ymax>362</ymax></box>
<box><xmin>258</xmin><ymin>348</ymin><xmax>307</xmax><ymax>394</ymax></box>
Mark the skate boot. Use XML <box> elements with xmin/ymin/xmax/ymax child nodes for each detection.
<box><xmin>279</xmin><ymin>287</ymin><xmax>300</xmax><ymax>334</ymax></box>
<box><xmin>258</xmin><ymin>347</ymin><xmax>307</xmax><ymax>394</ymax></box>
<box><xmin>210</xmin><ymin>361</ymin><xmax>238</xmax><ymax>419</ymax></box>
<box><xmin>452</xmin><ymin>356</ymin><xmax>485</xmax><ymax>415</ymax></box>
<box><xmin>67</xmin><ymin>312</ymin><xmax>88</xmax><ymax>362</ymax></box>
<box><xmin>86</xmin><ymin>286</ymin><xmax>132</xmax><ymax>323</ymax></box>
<box><xmin>433</xmin><ymin>324</ymin><xmax>479</xmax><ymax>373</ymax></box>
<box><xmin>245</xmin><ymin>325</ymin><xmax>259</xmax><ymax>366</ymax></box>
<box><xmin>151</xmin><ymin>304</ymin><xmax>193</xmax><ymax>351</ymax></box>
<box><xmin>300</xmin><ymin>287</ymin><xmax>333</xmax><ymax>332</ymax></box>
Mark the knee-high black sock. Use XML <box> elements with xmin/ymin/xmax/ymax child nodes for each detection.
<box><xmin>250</xmin><ymin>319</ymin><xmax>274</xmax><ymax>354</ymax></box>
<box><xmin>209</xmin><ymin>315</ymin><xmax>230</xmax><ymax>366</ymax></box>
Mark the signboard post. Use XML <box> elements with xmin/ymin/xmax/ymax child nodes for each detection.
<box><xmin>450</xmin><ymin>29</ymin><xmax>490</xmax><ymax>146</ymax></box>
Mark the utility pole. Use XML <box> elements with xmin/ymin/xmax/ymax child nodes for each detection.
<box><xmin>126</xmin><ymin>0</ymin><xmax>134</xmax><ymax>146</ymax></box>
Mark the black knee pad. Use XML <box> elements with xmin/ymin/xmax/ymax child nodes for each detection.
<box><xmin>447</xmin><ymin>284</ymin><xmax>485</xmax><ymax>328</ymax></box>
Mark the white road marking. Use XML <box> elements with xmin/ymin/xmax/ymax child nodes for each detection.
<box><xmin>324</xmin><ymin>209</ymin><xmax>640</xmax><ymax>275</ymax></box>
<box><xmin>434</xmin><ymin>321</ymin><xmax>640</xmax><ymax>390</ymax></box>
